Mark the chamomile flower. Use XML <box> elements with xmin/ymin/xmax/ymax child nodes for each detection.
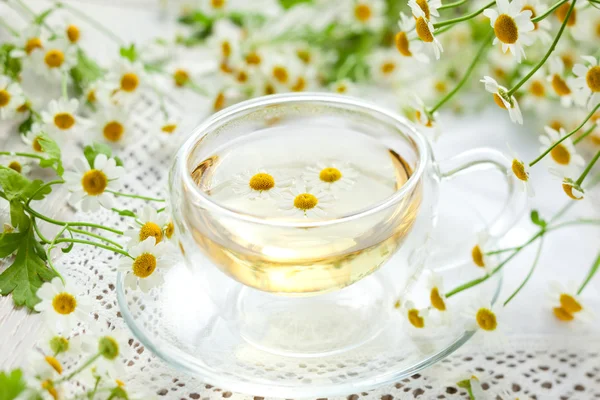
<box><xmin>261</xmin><ymin>50</ymin><xmax>302</xmax><ymax>89</ymax></box>
<box><xmin>63</xmin><ymin>154</ymin><xmax>124</xmax><ymax>212</ymax></box>
<box><xmin>521</xmin><ymin>0</ymin><xmax>552</xmax><ymax>44</ymax></box>
<box><xmin>395</xmin><ymin>13</ymin><xmax>429</xmax><ymax>63</ymax></box>
<box><xmin>22</xmin><ymin>123</ymin><xmax>56</xmax><ymax>153</ymax></box>
<box><xmin>30</xmin><ymin>38</ymin><xmax>77</xmax><ymax>80</ymax></box>
<box><xmin>462</xmin><ymin>295</ymin><xmax>506</xmax><ymax>349</ymax></box>
<box><xmin>572</xmin><ymin>9</ymin><xmax>600</xmax><ymax>45</ymax></box>
<box><xmin>92</xmin><ymin>329</ymin><xmax>133</xmax><ymax>379</ymax></box>
<box><xmin>302</xmin><ymin>161</ymin><xmax>358</xmax><ymax>192</ymax></box>
<box><xmin>57</xmin><ymin>19</ymin><xmax>83</xmax><ymax>44</ymax></box>
<box><xmin>41</xmin><ymin>98</ymin><xmax>84</xmax><ymax>137</ymax></box>
<box><xmin>91</xmin><ymin>106</ymin><xmax>133</xmax><ymax>147</ymax></box>
<box><xmin>470</xmin><ymin>233</ymin><xmax>493</xmax><ymax>273</ymax></box>
<box><xmin>547</xmin><ymin>281</ymin><xmax>593</xmax><ymax>323</ymax></box>
<box><xmin>39</xmin><ymin>329</ymin><xmax>92</xmax><ymax>359</ymax></box>
<box><xmin>34</xmin><ymin>277</ymin><xmax>91</xmax><ymax>333</ymax></box>
<box><xmin>347</xmin><ymin>0</ymin><xmax>386</xmax><ymax>32</ymax></box>
<box><xmin>402</xmin><ymin>300</ymin><xmax>432</xmax><ymax>330</ymax></box>
<box><xmin>10</xmin><ymin>25</ymin><xmax>48</xmax><ymax>60</ymax></box>
<box><xmin>520</xmin><ymin>69</ymin><xmax>551</xmax><ymax>114</ymax></box>
<box><xmin>408</xmin><ymin>0</ymin><xmax>441</xmax><ymax>22</ymax></box>
<box><xmin>231</xmin><ymin>168</ymin><xmax>293</xmax><ymax>200</ymax></box>
<box><xmin>549</xmin><ymin>169</ymin><xmax>584</xmax><ymax>200</ymax></box>
<box><xmin>572</xmin><ymin>56</ymin><xmax>600</xmax><ymax>109</ymax></box>
<box><xmin>507</xmin><ymin>144</ymin><xmax>534</xmax><ymax>196</ymax></box>
<box><xmin>539</xmin><ymin>126</ymin><xmax>585</xmax><ymax>174</ymax></box>
<box><xmin>125</xmin><ymin>206</ymin><xmax>168</xmax><ymax>248</ymax></box>
<box><xmin>200</xmin><ymin>0</ymin><xmax>231</xmax><ymax>15</ymax></box>
<box><xmin>426</xmin><ymin>271</ymin><xmax>449</xmax><ymax>313</ymax></box>
<box><xmin>27</xmin><ymin>350</ymin><xmax>64</xmax><ymax>380</ymax></box>
<box><xmin>5</xmin><ymin>159</ymin><xmax>32</xmax><ymax>176</ymax></box>
<box><xmin>0</xmin><ymin>76</ymin><xmax>25</xmax><ymax>120</ymax></box>
<box><xmin>368</xmin><ymin>49</ymin><xmax>406</xmax><ymax>84</ymax></box>
<box><xmin>494</xmin><ymin>387</ymin><xmax>535</xmax><ymax>400</ymax></box>
<box><xmin>118</xmin><ymin>237</ymin><xmax>174</xmax><ymax>292</ymax></box>
<box><xmin>105</xmin><ymin>59</ymin><xmax>147</xmax><ymax>106</ymax></box>
<box><xmin>481</xmin><ymin>76</ymin><xmax>523</xmax><ymax>124</ymax></box>
<box><xmin>554</xmin><ymin>1</ymin><xmax>576</xmax><ymax>27</ymax></box>
<box><xmin>156</xmin><ymin>117</ymin><xmax>182</xmax><ymax>141</ymax></box>
<box><xmin>547</xmin><ymin>57</ymin><xmax>575</xmax><ymax>107</ymax></box>
<box><xmin>329</xmin><ymin>79</ymin><xmax>358</xmax><ymax>95</ymax></box>
<box><xmin>411</xmin><ymin>95</ymin><xmax>440</xmax><ymax>136</ymax></box>
<box><xmin>278</xmin><ymin>181</ymin><xmax>334</xmax><ymax>218</ymax></box>
<box><xmin>484</xmin><ymin>0</ymin><xmax>534</xmax><ymax>63</ymax></box>
<box><xmin>208</xmin><ymin>19</ymin><xmax>243</xmax><ymax>60</ymax></box>
<box><xmin>410</xmin><ymin>6</ymin><xmax>443</xmax><ymax>60</ymax></box>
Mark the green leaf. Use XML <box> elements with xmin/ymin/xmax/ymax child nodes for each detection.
<box><xmin>113</xmin><ymin>208</ymin><xmax>136</xmax><ymax>217</ymax></box>
<box><xmin>0</xmin><ymin>167</ymin><xmax>30</xmax><ymax>201</ymax></box>
<box><xmin>0</xmin><ymin>369</ymin><xmax>26</xmax><ymax>400</ymax></box>
<box><xmin>34</xmin><ymin>7</ymin><xmax>55</xmax><ymax>24</ymax></box>
<box><xmin>456</xmin><ymin>379</ymin><xmax>471</xmax><ymax>389</ymax></box>
<box><xmin>0</xmin><ymin>227</ymin><xmax>57</xmax><ymax>309</ymax></box>
<box><xmin>0</xmin><ymin>44</ymin><xmax>21</xmax><ymax>80</ymax></box>
<box><xmin>37</xmin><ymin>134</ymin><xmax>64</xmax><ymax>176</ymax></box>
<box><xmin>17</xmin><ymin>114</ymin><xmax>33</xmax><ymax>135</ymax></box>
<box><xmin>70</xmin><ymin>49</ymin><xmax>104</xmax><ymax>98</ymax></box>
<box><xmin>530</xmin><ymin>210</ymin><xmax>546</xmax><ymax>228</ymax></box>
<box><xmin>119</xmin><ymin>44</ymin><xmax>138</xmax><ymax>62</ymax></box>
<box><xmin>84</xmin><ymin>143</ymin><xmax>112</xmax><ymax>168</ymax></box>
<box><xmin>0</xmin><ymin>232</ymin><xmax>24</xmax><ymax>258</ymax></box>
<box><xmin>278</xmin><ymin>0</ymin><xmax>313</xmax><ymax>9</ymax></box>
<box><xmin>9</xmin><ymin>200</ymin><xmax>29</xmax><ymax>231</ymax></box>
<box><xmin>178</xmin><ymin>11</ymin><xmax>213</xmax><ymax>25</ymax></box>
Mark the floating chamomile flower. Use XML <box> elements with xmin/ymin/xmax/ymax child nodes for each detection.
<box><xmin>92</xmin><ymin>328</ymin><xmax>133</xmax><ymax>379</ymax></box>
<box><xmin>278</xmin><ymin>181</ymin><xmax>334</xmax><ymax>218</ymax></box>
<box><xmin>462</xmin><ymin>295</ymin><xmax>506</xmax><ymax>349</ymax></box>
<box><xmin>118</xmin><ymin>237</ymin><xmax>174</xmax><ymax>292</ymax></box>
<box><xmin>481</xmin><ymin>76</ymin><xmax>523</xmax><ymax>124</ymax></box>
<box><xmin>402</xmin><ymin>300</ymin><xmax>431</xmax><ymax>330</ymax></box>
<box><xmin>63</xmin><ymin>154</ymin><xmax>125</xmax><ymax>212</ymax></box>
<box><xmin>41</xmin><ymin>98</ymin><xmax>84</xmax><ymax>137</ymax></box>
<box><xmin>30</xmin><ymin>38</ymin><xmax>77</xmax><ymax>80</ymax></box>
<box><xmin>426</xmin><ymin>271</ymin><xmax>448</xmax><ymax>313</ymax></box>
<box><xmin>231</xmin><ymin>168</ymin><xmax>293</xmax><ymax>200</ymax></box>
<box><xmin>547</xmin><ymin>57</ymin><xmax>575</xmax><ymax>107</ymax></box>
<box><xmin>303</xmin><ymin>161</ymin><xmax>358</xmax><ymax>192</ymax></box>
<box><xmin>547</xmin><ymin>281</ymin><xmax>593</xmax><ymax>323</ymax></box>
<box><xmin>125</xmin><ymin>205</ymin><xmax>168</xmax><ymax>248</ymax></box>
<box><xmin>572</xmin><ymin>56</ymin><xmax>600</xmax><ymax>110</ymax></box>
<box><xmin>395</xmin><ymin>13</ymin><xmax>429</xmax><ymax>63</ymax></box>
<box><xmin>0</xmin><ymin>75</ymin><xmax>25</xmax><ymax>120</ymax></box>
<box><xmin>539</xmin><ymin>126</ymin><xmax>585</xmax><ymax>175</ymax></box>
<box><xmin>470</xmin><ymin>233</ymin><xmax>493</xmax><ymax>274</ymax></box>
<box><xmin>549</xmin><ymin>169</ymin><xmax>584</xmax><ymax>200</ymax></box>
<box><xmin>483</xmin><ymin>0</ymin><xmax>534</xmax><ymax>63</ymax></box>
<box><xmin>507</xmin><ymin>144</ymin><xmax>534</xmax><ymax>196</ymax></box>
<box><xmin>92</xmin><ymin>106</ymin><xmax>133</xmax><ymax>147</ymax></box>
<box><xmin>34</xmin><ymin>277</ymin><xmax>91</xmax><ymax>333</ymax></box>
<box><xmin>106</xmin><ymin>59</ymin><xmax>147</xmax><ymax>105</ymax></box>
<box><xmin>347</xmin><ymin>0</ymin><xmax>386</xmax><ymax>32</ymax></box>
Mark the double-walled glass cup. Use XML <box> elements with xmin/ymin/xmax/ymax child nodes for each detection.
<box><xmin>169</xmin><ymin>93</ymin><xmax>526</xmax><ymax>356</ymax></box>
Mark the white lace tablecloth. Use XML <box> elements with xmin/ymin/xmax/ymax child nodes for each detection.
<box><xmin>0</xmin><ymin>1</ymin><xmax>599</xmax><ymax>399</ymax></box>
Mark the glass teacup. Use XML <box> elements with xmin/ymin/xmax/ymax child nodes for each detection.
<box><xmin>169</xmin><ymin>93</ymin><xmax>526</xmax><ymax>355</ymax></box>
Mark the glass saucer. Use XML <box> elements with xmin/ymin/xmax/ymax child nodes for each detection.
<box><xmin>117</xmin><ymin>175</ymin><xmax>504</xmax><ymax>398</ymax></box>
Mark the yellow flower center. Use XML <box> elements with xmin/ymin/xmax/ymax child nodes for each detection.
<box><xmin>17</xmin><ymin>102</ymin><xmax>29</xmax><ymax>113</ymax></box>
<box><xmin>45</xmin><ymin>356</ymin><xmax>63</xmax><ymax>374</ymax></box>
<box><xmin>41</xmin><ymin>380</ymin><xmax>59</xmax><ymax>400</ymax></box>
<box><xmin>132</xmin><ymin>253</ymin><xmax>157</xmax><ymax>278</ymax></box>
<box><xmin>291</xmin><ymin>77</ymin><xmax>306</xmax><ymax>92</ymax></box>
<box><xmin>52</xmin><ymin>292</ymin><xmax>77</xmax><ymax>315</ymax></box>
<box><xmin>596</xmin><ymin>22</ymin><xmax>600</xmax><ymax>38</ymax></box>
<box><xmin>103</xmin><ymin>121</ymin><xmax>124</xmax><ymax>142</ymax></box>
<box><xmin>586</xmin><ymin>66</ymin><xmax>600</xmax><ymax>92</ymax></box>
<box><xmin>120</xmin><ymin>72</ymin><xmax>139</xmax><ymax>92</ymax></box>
<box><xmin>296</xmin><ymin>49</ymin><xmax>311</xmax><ymax>64</ymax></box>
<box><xmin>475</xmin><ymin>308</ymin><xmax>498</xmax><ymax>331</ymax></box>
<box><xmin>407</xmin><ymin>309</ymin><xmax>425</xmax><ymax>328</ymax></box>
<box><xmin>381</xmin><ymin>62</ymin><xmax>396</xmax><ymax>75</ymax></box>
<box><xmin>335</xmin><ymin>83</ymin><xmax>347</xmax><ymax>93</ymax></box>
<box><xmin>562</xmin><ymin>182</ymin><xmax>583</xmax><ymax>200</ymax></box>
<box><xmin>551</xmin><ymin>74</ymin><xmax>571</xmax><ymax>96</ymax></box>
<box><xmin>561</xmin><ymin>53</ymin><xmax>574</xmax><ymax>70</ymax></box>
<box><xmin>236</xmin><ymin>70</ymin><xmax>249</xmax><ymax>83</ymax></box>
<box><xmin>25</xmin><ymin>37</ymin><xmax>43</xmax><ymax>54</ymax></box>
<box><xmin>87</xmin><ymin>89</ymin><xmax>96</xmax><ymax>103</ymax></box>
<box><xmin>529</xmin><ymin>80</ymin><xmax>545</xmax><ymax>97</ymax></box>
<box><xmin>471</xmin><ymin>244</ymin><xmax>485</xmax><ymax>267</ymax></box>
<box><xmin>494</xmin><ymin>14</ymin><xmax>519</xmax><ymax>44</ymax></box>
<box><xmin>430</xmin><ymin>287</ymin><xmax>446</xmax><ymax>311</ymax></box>
<box><xmin>54</xmin><ymin>112</ymin><xmax>75</xmax><ymax>130</ymax></box>
<box><xmin>415</xmin><ymin>17</ymin><xmax>434</xmax><ymax>42</ymax></box>
<box><xmin>66</xmin><ymin>25</ymin><xmax>80</xmax><ymax>43</ymax></box>
<box><xmin>415</xmin><ymin>110</ymin><xmax>433</xmax><ymax>127</ymax></box>
<box><xmin>294</xmin><ymin>193</ymin><xmax>318</xmax><ymax>210</ymax></box>
<box><xmin>553</xmin><ymin>306</ymin><xmax>574</xmax><ymax>321</ymax></box>
<box><xmin>213</xmin><ymin>91</ymin><xmax>225</xmax><ymax>111</ymax></box>
<box><xmin>0</xmin><ymin>89</ymin><xmax>10</xmax><ymax>107</ymax></box>
<box><xmin>521</xmin><ymin>5</ymin><xmax>538</xmax><ymax>29</ymax></box>
<box><xmin>272</xmin><ymin>66</ymin><xmax>288</xmax><ymax>84</ymax></box>
<box><xmin>139</xmin><ymin>222</ymin><xmax>163</xmax><ymax>244</ymax></box>
<box><xmin>173</xmin><ymin>69</ymin><xmax>189</xmax><ymax>87</ymax></box>
<box><xmin>221</xmin><ymin>41</ymin><xmax>231</xmax><ymax>58</ymax></box>
<box><xmin>493</xmin><ymin>93</ymin><xmax>508</xmax><ymax>109</ymax></box>
<box><xmin>245</xmin><ymin>51</ymin><xmax>261</xmax><ymax>65</ymax></box>
<box><xmin>81</xmin><ymin>169</ymin><xmax>108</xmax><ymax>196</ymax></box>
<box><xmin>264</xmin><ymin>83</ymin><xmax>276</xmax><ymax>95</ymax></box>
<box><xmin>44</xmin><ymin>49</ymin><xmax>65</xmax><ymax>68</ymax></box>
<box><xmin>354</xmin><ymin>4</ymin><xmax>372</xmax><ymax>22</ymax></box>
<box><xmin>559</xmin><ymin>293</ymin><xmax>582</xmax><ymax>313</ymax></box>
<box><xmin>116</xmin><ymin>379</ymin><xmax>125</xmax><ymax>387</ymax></box>
<box><xmin>32</xmin><ymin>136</ymin><xmax>43</xmax><ymax>152</ymax></box>
<box><xmin>511</xmin><ymin>159</ymin><xmax>528</xmax><ymax>181</ymax></box>
<box><xmin>161</xmin><ymin>124</ymin><xmax>177</xmax><ymax>134</ymax></box>
<box><xmin>550</xmin><ymin>143</ymin><xmax>570</xmax><ymax>165</ymax></box>
<box><xmin>319</xmin><ymin>167</ymin><xmax>342</xmax><ymax>183</ymax></box>
<box><xmin>165</xmin><ymin>221</ymin><xmax>175</xmax><ymax>239</ymax></box>
<box><xmin>434</xmin><ymin>80</ymin><xmax>447</xmax><ymax>93</ymax></box>
<box><xmin>549</xmin><ymin>120</ymin><xmax>563</xmax><ymax>131</ymax></box>
<box><xmin>211</xmin><ymin>0</ymin><xmax>225</xmax><ymax>8</ymax></box>
<box><xmin>8</xmin><ymin>161</ymin><xmax>22</xmax><ymax>173</ymax></box>
<box><xmin>555</xmin><ymin>2</ymin><xmax>576</xmax><ymax>26</ymax></box>
<box><xmin>395</xmin><ymin>31</ymin><xmax>412</xmax><ymax>57</ymax></box>
<box><xmin>417</xmin><ymin>0</ymin><xmax>431</xmax><ymax>19</ymax></box>
<box><xmin>394</xmin><ymin>299</ymin><xmax>401</xmax><ymax>309</ymax></box>
<box><xmin>220</xmin><ymin>61</ymin><xmax>233</xmax><ymax>74</ymax></box>
<box><xmin>249</xmin><ymin>173</ymin><xmax>275</xmax><ymax>191</ymax></box>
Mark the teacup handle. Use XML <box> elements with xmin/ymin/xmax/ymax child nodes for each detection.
<box><xmin>435</xmin><ymin>148</ymin><xmax>528</xmax><ymax>238</ymax></box>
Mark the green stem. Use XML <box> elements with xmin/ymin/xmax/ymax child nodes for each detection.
<box><xmin>438</xmin><ymin>0</ymin><xmax>467</xmax><ymax>10</ymax></box>
<box><xmin>12</xmin><ymin>0</ymin><xmax>36</xmax><ymax>16</ymax></box>
<box><xmin>484</xmin><ymin>246</ymin><xmax>520</xmax><ymax>255</ymax></box>
<box><xmin>0</xmin><ymin>151</ymin><xmax>46</xmax><ymax>160</ymax></box>
<box><xmin>575</xmin><ymin>149</ymin><xmax>600</xmax><ymax>186</ymax></box>
<box><xmin>433</xmin><ymin>1</ymin><xmax>494</xmax><ymax>28</ymax></box>
<box><xmin>186</xmin><ymin>80</ymin><xmax>209</xmax><ymax>96</ymax></box>
<box><xmin>429</xmin><ymin>31</ymin><xmax>493</xmax><ymax>114</ymax></box>
<box><xmin>54</xmin><ymin>238</ymin><xmax>131</xmax><ymax>258</ymax></box>
<box><xmin>503</xmin><ymin>237</ymin><xmax>544</xmax><ymax>306</ymax></box>
<box><xmin>577</xmin><ymin>251</ymin><xmax>600</xmax><ymax>294</ymax></box>
<box><xmin>24</xmin><ymin>204</ymin><xmax>124</xmax><ymax>235</ymax></box>
<box><xmin>61</xmin><ymin>71</ymin><xmax>68</xmax><ymax>99</ymax></box>
<box><xmin>56</xmin><ymin>2</ymin><xmax>123</xmax><ymax>44</ymax></box>
<box><xmin>32</xmin><ymin>217</ymin><xmax>51</xmax><ymax>244</ymax></box>
<box><xmin>573</xmin><ymin>124</ymin><xmax>597</xmax><ymax>145</ymax></box>
<box><xmin>46</xmin><ymin>224</ymin><xmax>70</xmax><ymax>280</ymax></box>
<box><xmin>58</xmin><ymin>353</ymin><xmax>101</xmax><ymax>382</ymax></box>
<box><xmin>507</xmin><ymin>0</ymin><xmax>576</xmax><ymax>96</ymax></box>
<box><xmin>106</xmin><ymin>190</ymin><xmax>165</xmax><ymax>202</ymax></box>
<box><xmin>529</xmin><ymin>103</ymin><xmax>600</xmax><ymax>167</ymax></box>
<box><xmin>532</xmin><ymin>0</ymin><xmax>569</xmax><ymax>22</ymax></box>
<box><xmin>0</xmin><ymin>16</ymin><xmax>19</xmax><ymax>36</ymax></box>
<box><xmin>26</xmin><ymin>180</ymin><xmax>65</xmax><ymax>206</ymax></box>
<box><xmin>68</xmin><ymin>227</ymin><xmax>123</xmax><ymax>249</ymax></box>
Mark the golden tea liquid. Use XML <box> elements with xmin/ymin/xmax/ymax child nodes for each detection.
<box><xmin>187</xmin><ymin>123</ymin><xmax>421</xmax><ymax>294</ymax></box>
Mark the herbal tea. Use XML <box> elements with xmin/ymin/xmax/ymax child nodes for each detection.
<box><xmin>187</xmin><ymin>122</ymin><xmax>421</xmax><ymax>294</ymax></box>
